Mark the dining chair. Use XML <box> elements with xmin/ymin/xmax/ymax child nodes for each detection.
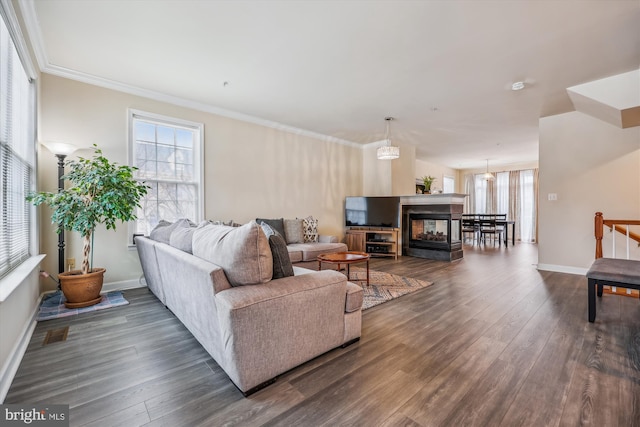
<box><xmin>462</xmin><ymin>214</ymin><xmax>479</xmax><ymax>245</ymax></box>
<box><xmin>479</xmin><ymin>215</ymin><xmax>503</xmax><ymax>245</ymax></box>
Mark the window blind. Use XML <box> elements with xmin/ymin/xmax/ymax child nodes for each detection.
<box><xmin>0</xmin><ymin>11</ymin><xmax>35</xmax><ymax>279</ymax></box>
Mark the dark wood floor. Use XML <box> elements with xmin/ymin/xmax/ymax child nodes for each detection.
<box><xmin>6</xmin><ymin>243</ymin><xmax>640</xmax><ymax>426</ymax></box>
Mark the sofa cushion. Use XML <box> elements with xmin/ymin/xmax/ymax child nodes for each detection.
<box><xmin>345</xmin><ymin>282</ymin><xmax>364</xmax><ymax>313</ymax></box>
<box><xmin>268</xmin><ymin>234</ymin><xmax>295</xmax><ymax>279</ymax></box>
<box><xmin>287</xmin><ymin>247</ymin><xmax>304</xmax><ymax>263</ymax></box>
<box><xmin>150</xmin><ymin>218</ymin><xmax>194</xmax><ymax>244</ymax></box>
<box><xmin>283</xmin><ymin>218</ymin><xmax>304</xmax><ymax>244</ymax></box>
<box><xmin>287</xmin><ymin>242</ymin><xmax>348</xmax><ymax>261</ymax></box>
<box><xmin>169</xmin><ymin>225</ymin><xmax>197</xmax><ymax>253</ymax></box>
<box><xmin>192</xmin><ymin>221</ymin><xmax>273</xmax><ymax>286</ymax></box>
<box><xmin>256</xmin><ymin>218</ymin><xmax>286</xmax><ymax>239</ymax></box>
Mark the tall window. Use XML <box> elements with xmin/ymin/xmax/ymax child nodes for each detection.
<box><xmin>0</xmin><ymin>11</ymin><xmax>36</xmax><ymax>279</ymax></box>
<box><xmin>467</xmin><ymin>169</ymin><xmax>538</xmax><ymax>243</ymax></box>
<box><xmin>443</xmin><ymin>176</ymin><xmax>455</xmax><ymax>193</ymax></box>
<box><xmin>129</xmin><ymin>110</ymin><xmax>203</xmax><ymax>238</ymax></box>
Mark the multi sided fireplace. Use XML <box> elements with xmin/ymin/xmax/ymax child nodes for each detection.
<box><xmin>402</xmin><ymin>202</ymin><xmax>463</xmax><ymax>261</ymax></box>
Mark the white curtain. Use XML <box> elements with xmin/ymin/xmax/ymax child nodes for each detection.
<box><xmin>464</xmin><ymin>174</ymin><xmax>475</xmax><ymax>214</ymax></box>
<box><xmin>518</xmin><ymin>169</ymin><xmax>537</xmax><ymax>242</ymax></box>
<box><xmin>474</xmin><ymin>174</ymin><xmax>487</xmax><ymax>214</ymax></box>
<box><xmin>464</xmin><ymin>168</ymin><xmax>538</xmax><ymax>243</ymax></box>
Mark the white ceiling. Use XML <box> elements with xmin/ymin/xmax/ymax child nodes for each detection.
<box><xmin>19</xmin><ymin>0</ymin><xmax>640</xmax><ymax>169</ymax></box>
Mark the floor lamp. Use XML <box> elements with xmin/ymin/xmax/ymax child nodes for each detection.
<box><xmin>41</xmin><ymin>142</ymin><xmax>77</xmax><ymax>274</ymax></box>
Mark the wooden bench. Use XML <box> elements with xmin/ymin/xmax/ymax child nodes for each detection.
<box><xmin>586</xmin><ymin>257</ymin><xmax>640</xmax><ymax>322</ymax></box>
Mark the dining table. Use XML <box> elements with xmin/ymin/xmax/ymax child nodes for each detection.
<box><xmin>462</xmin><ymin>214</ymin><xmax>516</xmax><ymax>247</ymax></box>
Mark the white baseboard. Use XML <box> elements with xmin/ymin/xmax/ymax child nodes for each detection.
<box><xmin>0</xmin><ymin>293</ymin><xmax>43</xmax><ymax>403</ymax></box>
<box><xmin>537</xmin><ymin>263</ymin><xmax>588</xmax><ymax>276</ymax></box>
<box><xmin>102</xmin><ymin>277</ymin><xmax>146</xmax><ymax>293</ymax></box>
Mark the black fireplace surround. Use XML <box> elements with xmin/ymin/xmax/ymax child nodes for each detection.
<box><xmin>402</xmin><ymin>204</ymin><xmax>463</xmax><ymax>261</ymax></box>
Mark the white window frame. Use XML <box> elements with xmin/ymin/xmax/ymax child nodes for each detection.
<box><xmin>127</xmin><ymin>109</ymin><xmax>204</xmax><ymax>246</ymax></box>
<box><xmin>443</xmin><ymin>175</ymin><xmax>455</xmax><ymax>193</ymax></box>
<box><xmin>0</xmin><ymin>0</ymin><xmax>39</xmax><ymax>299</ymax></box>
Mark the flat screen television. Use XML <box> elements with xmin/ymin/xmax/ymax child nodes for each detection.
<box><xmin>345</xmin><ymin>196</ymin><xmax>400</xmax><ymax>228</ymax></box>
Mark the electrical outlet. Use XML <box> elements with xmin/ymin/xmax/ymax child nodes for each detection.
<box><xmin>66</xmin><ymin>258</ymin><xmax>76</xmax><ymax>271</ymax></box>
<box><xmin>548</xmin><ymin>193</ymin><xmax>558</xmax><ymax>201</ymax></box>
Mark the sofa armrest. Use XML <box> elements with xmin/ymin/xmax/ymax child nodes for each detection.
<box><xmin>318</xmin><ymin>235</ymin><xmax>339</xmax><ymax>243</ymax></box>
<box><xmin>214</xmin><ymin>270</ymin><xmax>348</xmax><ymax>392</ymax></box>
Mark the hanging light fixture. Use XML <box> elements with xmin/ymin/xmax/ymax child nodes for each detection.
<box><xmin>483</xmin><ymin>159</ymin><xmax>495</xmax><ymax>181</ymax></box>
<box><xmin>377</xmin><ymin>117</ymin><xmax>400</xmax><ymax>160</ymax></box>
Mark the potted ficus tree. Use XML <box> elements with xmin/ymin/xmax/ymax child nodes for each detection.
<box><xmin>28</xmin><ymin>146</ymin><xmax>148</xmax><ymax>308</ymax></box>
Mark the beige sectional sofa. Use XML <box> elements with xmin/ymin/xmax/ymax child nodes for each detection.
<box><xmin>135</xmin><ymin>220</ymin><xmax>362</xmax><ymax>396</ymax></box>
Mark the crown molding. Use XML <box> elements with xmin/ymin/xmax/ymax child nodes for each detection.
<box><xmin>16</xmin><ymin>0</ymin><xmax>45</xmax><ymax>73</ymax></box>
<box><xmin>17</xmin><ymin>0</ymin><xmax>361</xmax><ymax>149</ymax></box>
<box><xmin>1</xmin><ymin>0</ymin><xmax>37</xmax><ymax>79</ymax></box>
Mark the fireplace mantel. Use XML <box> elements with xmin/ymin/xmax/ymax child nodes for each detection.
<box><xmin>400</xmin><ymin>193</ymin><xmax>467</xmax><ymax>206</ymax></box>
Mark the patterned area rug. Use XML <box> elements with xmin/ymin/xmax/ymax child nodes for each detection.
<box><xmin>37</xmin><ymin>290</ymin><xmax>129</xmax><ymax>321</ymax></box>
<box><xmin>347</xmin><ymin>266</ymin><xmax>433</xmax><ymax>310</ymax></box>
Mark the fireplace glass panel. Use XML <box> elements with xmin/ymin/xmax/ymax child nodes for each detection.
<box><xmin>451</xmin><ymin>219</ymin><xmax>460</xmax><ymax>242</ymax></box>
<box><xmin>411</xmin><ymin>219</ymin><xmax>448</xmax><ymax>242</ymax></box>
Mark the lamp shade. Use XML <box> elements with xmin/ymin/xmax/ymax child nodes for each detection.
<box><xmin>483</xmin><ymin>171</ymin><xmax>495</xmax><ymax>181</ymax></box>
<box><xmin>377</xmin><ymin>144</ymin><xmax>400</xmax><ymax>160</ymax></box>
<box><xmin>483</xmin><ymin>159</ymin><xmax>495</xmax><ymax>181</ymax></box>
<box><xmin>377</xmin><ymin>117</ymin><xmax>400</xmax><ymax>160</ymax></box>
<box><xmin>41</xmin><ymin>141</ymin><xmax>77</xmax><ymax>157</ymax></box>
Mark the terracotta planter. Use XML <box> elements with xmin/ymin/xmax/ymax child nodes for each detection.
<box><xmin>59</xmin><ymin>268</ymin><xmax>106</xmax><ymax>308</ymax></box>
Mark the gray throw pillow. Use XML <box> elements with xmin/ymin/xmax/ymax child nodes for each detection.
<box><xmin>192</xmin><ymin>221</ymin><xmax>272</xmax><ymax>286</ymax></box>
<box><xmin>150</xmin><ymin>218</ymin><xmax>194</xmax><ymax>244</ymax></box>
<box><xmin>283</xmin><ymin>218</ymin><xmax>304</xmax><ymax>244</ymax></box>
<box><xmin>268</xmin><ymin>234</ymin><xmax>294</xmax><ymax>279</ymax></box>
<box><xmin>256</xmin><ymin>217</ymin><xmax>286</xmax><ymax>239</ymax></box>
<box><xmin>169</xmin><ymin>226</ymin><xmax>196</xmax><ymax>253</ymax></box>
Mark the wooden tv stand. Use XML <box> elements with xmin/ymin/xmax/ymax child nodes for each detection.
<box><xmin>345</xmin><ymin>228</ymin><xmax>399</xmax><ymax>260</ymax></box>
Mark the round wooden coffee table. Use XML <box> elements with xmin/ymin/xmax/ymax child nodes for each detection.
<box><xmin>317</xmin><ymin>251</ymin><xmax>370</xmax><ymax>286</ymax></box>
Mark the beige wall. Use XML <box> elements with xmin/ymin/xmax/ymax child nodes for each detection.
<box><xmin>415</xmin><ymin>159</ymin><xmax>461</xmax><ymax>193</ymax></box>
<box><xmin>362</xmin><ymin>142</ymin><xmax>415</xmax><ymax>196</ymax></box>
<box><xmin>538</xmin><ymin>111</ymin><xmax>640</xmax><ymax>273</ymax></box>
<box><xmin>38</xmin><ymin>74</ymin><xmax>362</xmax><ymax>288</ymax></box>
<box><xmin>391</xmin><ymin>143</ymin><xmax>416</xmax><ymax>196</ymax></box>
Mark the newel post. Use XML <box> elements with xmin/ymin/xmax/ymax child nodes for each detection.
<box><xmin>595</xmin><ymin>212</ymin><xmax>603</xmax><ymax>259</ymax></box>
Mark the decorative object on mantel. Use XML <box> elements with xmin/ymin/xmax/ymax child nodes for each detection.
<box><xmin>421</xmin><ymin>175</ymin><xmax>437</xmax><ymax>194</ymax></box>
<box><xmin>27</xmin><ymin>145</ymin><xmax>148</xmax><ymax>308</ymax></box>
<box><xmin>377</xmin><ymin>116</ymin><xmax>400</xmax><ymax>160</ymax></box>
<box><xmin>483</xmin><ymin>159</ymin><xmax>495</xmax><ymax>181</ymax></box>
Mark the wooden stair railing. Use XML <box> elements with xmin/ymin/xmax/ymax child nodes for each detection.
<box><xmin>594</xmin><ymin>211</ymin><xmax>640</xmax><ymax>298</ymax></box>
<box><xmin>595</xmin><ymin>212</ymin><xmax>640</xmax><ymax>258</ymax></box>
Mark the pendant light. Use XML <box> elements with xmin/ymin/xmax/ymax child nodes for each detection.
<box><xmin>377</xmin><ymin>117</ymin><xmax>400</xmax><ymax>160</ymax></box>
<box><xmin>483</xmin><ymin>159</ymin><xmax>495</xmax><ymax>181</ymax></box>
